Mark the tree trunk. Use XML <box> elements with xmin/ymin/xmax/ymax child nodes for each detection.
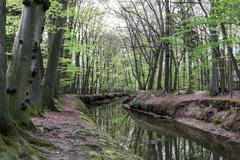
<box><xmin>30</xmin><ymin>49</ymin><xmax>43</xmax><ymax>110</ymax></box>
<box><xmin>0</xmin><ymin>0</ymin><xmax>14</xmax><ymax>134</ymax></box>
<box><xmin>164</xmin><ymin>43</ymin><xmax>170</xmax><ymax>92</ymax></box>
<box><xmin>148</xmin><ymin>47</ymin><xmax>160</xmax><ymax>90</ymax></box>
<box><xmin>188</xmin><ymin>54</ymin><xmax>193</xmax><ymax>93</ymax></box>
<box><xmin>164</xmin><ymin>0</ymin><xmax>170</xmax><ymax>92</ymax></box>
<box><xmin>210</xmin><ymin>31</ymin><xmax>219</xmax><ymax>96</ymax></box>
<box><xmin>221</xmin><ymin>24</ymin><xmax>240</xmax><ymax>89</ymax></box>
<box><xmin>42</xmin><ymin>0</ymin><xmax>67</xmax><ymax>110</ymax></box>
<box><xmin>157</xmin><ymin>48</ymin><xmax>164</xmax><ymax>90</ymax></box>
<box><xmin>7</xmin><ymin>1</ymin><xmax>50</xmax><ymax>125</ymax></box>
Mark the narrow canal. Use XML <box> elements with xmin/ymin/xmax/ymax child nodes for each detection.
<box><xmin>88</xmin><ymin>102</ymin><xmax>240</xmax><ymax>160</ymax></box>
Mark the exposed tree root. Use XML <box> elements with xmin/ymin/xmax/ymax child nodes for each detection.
<box><xmin>0</xmin><ymin>123</ymin><xmax>54</xmax><ymax>160</ymax></box>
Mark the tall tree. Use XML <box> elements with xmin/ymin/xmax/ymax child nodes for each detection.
<box><xmin>42</xmin><ymin>0</ymin><xmax>68</xmax><ymax>110</ymax></box>
<box><xmin>7</xmin><ymin>0</ymin><xmax>50</xmax><ymax>125</ymax></box>
<box><xmin>164</xmin><ymin>0</ymin><xmax>171</xmax><ymax>92</ymax></box>
<box><xmin>0</xmin><ymin>0</ymin><xmax>13</xmax><ymax>134</ymax></box>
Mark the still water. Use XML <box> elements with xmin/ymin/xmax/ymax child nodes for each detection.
<box><xmin>88</xmin><ymin>102</ymin><xmax>240</xmax><ymax>160</ymax></box>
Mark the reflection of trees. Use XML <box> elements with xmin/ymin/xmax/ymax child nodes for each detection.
<box><xmin>145</xmin><ymin>131</ymin><xmax>158</xmax><ymax>160</ymax></box>
<box><xmin>89</xmin><ymin>104</ymin><xmax>226</xmax><ymax>160</ymax></box>
<box><xmin>157</xmin><ymin>133</ymin><xmax>163</xmax><ymax>160</ymax></box>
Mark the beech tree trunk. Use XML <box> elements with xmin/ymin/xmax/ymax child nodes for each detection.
<box><xmin>6</xmin><ymin>0</ymin><xmax>50</xmax><ymax>125</ymax></box>
<box><xmin>30</xmin><ymin>49</ymin><xmax>43</xmax><ymax>109</ymax></box>
<box><xmin>210</xmin><ymin>2</ymin><xmax>220</xmax><ymax>96</ymax></box>
<box><xmin>210</xmin><ymin>28</ymin><xmax>220</xmax><ymax>96</ymax></box>
<box><xmin>42</xmin><ymin>0</ymin><xmax>67</xmax><ymax>110</ymax></box>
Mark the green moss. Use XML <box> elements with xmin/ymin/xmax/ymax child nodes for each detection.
<box><xmin>75</xmin><ymin>100</ymin><xmax>95</xmax><ymax>124</ymax></box>
<box><xmin>88</xmin><ymin>151</ymin><xmax>102</xmax><ymax>160</ymax></box>
<box><xmin>83</xmin><ymin>143</ymin><xmax>136</xmax><ymax>160</ymax></box>
<box><xmin>75</xmin><ymin>100</ymin><xmax>87</xmax><ymax>112</ymax></box>
<box><xmin>54</xmin><ymin>98</ymin><xmax>62</xmax><ymax>110</ymax></box>
<box><xmin>0</xmin><ymin>133</ymin><xmax>51</xmax><ymax>160</ymax></box>
<box><xmin>79</xmin><ymin>111</ymin><xmax>95</xmax><ymax>124</ymax></box>
<box><xmin>104</xmin><ymin>149</ymin><xmax>126</xmax><ymax>160</ymax></box>
<box><xmin>29</xmin><ymin>104</ymin><xmax>44</xmax><ymax>117</ymax></box>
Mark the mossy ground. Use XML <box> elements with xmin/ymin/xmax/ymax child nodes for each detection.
<box><xmin>0</xmin><ymin>131</ymin><xmax>52</xmax><ymax>160</ymax></box>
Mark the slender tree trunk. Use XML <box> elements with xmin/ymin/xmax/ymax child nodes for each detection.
<box><xmin>7</xmin><ymin>1</ymin><xmax>50</xmax><ymax>124</ymax></box>
<box><xmin>164</xmin><ymin>43</ymin><xmax>170</xmax><ymax>92</ymax></box>
<box><xmin>148</xmin><ymin>47</ymin><xmax>160</xmax><ymax>90</ymax></box>
<box><xmin>75</xmin><ymin>53</ymin><xmax>80</xmax><ymax>93</ymax></box>
<box><xmin>183</xmin><ymin>52</ymin><xmax>186</xmax><ymax>90</ymax></box>
<box><xmin>173</xmin><ymin>63</ymin><xmax>178</xmax><ymax>92</ymax></box>
<box><xmin>169</xmin><ymin>51</ymin><xmax>173</xmax><ymax>91</ymax></box>
<box><xmin>164</xmin><ymin>0</ymin><xmax>170</xmax><ymax>92</ymax></box>
<box><xmin>42</xmin><ymin>0</ymin><xmax>67</xmax><ymax>110</ymax></box>
<box><xmin>157</xmin><ymin>48</ymin><xmax>164</xmax><ymax>90</ymax></box>
<box><xmin>188</xmin><ymin>54</ymin><xmax>193</xmax><ymax>93</ymax></box>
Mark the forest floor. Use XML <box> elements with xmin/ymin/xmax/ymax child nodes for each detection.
<box><xmin>31</xmin><ymin>95</ymin><xmax>139</xmax><ymax>160</ymax></box>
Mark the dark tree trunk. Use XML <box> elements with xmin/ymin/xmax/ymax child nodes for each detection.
<box><xmin>42</xmin><ymin>0</ymin><xmax>67</xmax><ymax>110</ymax></box>
<box><xmin>0</xmin><ymin>0</ymin><xmax>13</xmax><ymax>134</ymax></box>
<box><xmin>157</xmin><ymin>48</ymin><xmax>164</xmax><ymax>90</ymax></box>
<box><xmin>164</xmin><ymin>43</ymin><xmax>170</xmax><ymax>92</ymax></box>
<box><xmin>164</xmin><ymin>0</ymin><xmax>170</xmax><ymax>92</ymax></box>
<box><xmin>148</xmin><ymin>47</ymin><xmax>160</xmax><ymax>90</ymax></box>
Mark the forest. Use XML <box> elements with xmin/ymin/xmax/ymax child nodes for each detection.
<box><xmin>0</xmin><ymin>0</ymin><xmax>240</xmax><ymax>159</ymax></box>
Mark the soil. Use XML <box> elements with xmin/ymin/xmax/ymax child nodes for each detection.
<box><xmin>32</xmin><ymin>95</ymin><xmax>139</xmax><ymax>160</ymax></box>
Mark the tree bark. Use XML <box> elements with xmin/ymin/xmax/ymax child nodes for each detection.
<box><xmin>210</xmin><ymin>28</ymin><xmax>220</xmax><ymax>96</ymax></box>
<box><xmin>148</xmin><ymin>47</ymin><xmax>160</xmax><ymax>90</ymax></box>
<box><xmin>0</xmin><ymin>0</ymin><xmax>14</xmax><ymax>134</ymax></box>
<box><xmin>157</xmin><ymin>48</ymin><xmax>164</xmax><ymax>90</ymax></box>
<box><xmin>42</xmin><ymin>0</ymin><xmax>67</xmax><ymax>110</ymax></box>
<box><xmin>7</xmin><ymin>0</ymin><xmax>50</xmax><ymax>125</ymax></box>
<box><xmin>164</xmin><ymin>0</ymin><xmax>171</xmax><ymax>92</ymax></box>
<box><xmin>221</xmin><ymin>24</ymin><xmax>240</xmax><ymax>89</ymax></box>
<box><xmin>30</xmin><ymin>49</ymin><xmax>43</xmax><ymax>109</ymax></box>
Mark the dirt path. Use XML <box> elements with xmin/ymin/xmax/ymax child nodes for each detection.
<box><xmin>32</xmin><ymin>95</ymin><xmax>88</xmax><ymax>160</ymax></box>
<box><xmin>32</xmin><ymin>95</ymin><xmax>138</xmax><ymax>160</ymax></box>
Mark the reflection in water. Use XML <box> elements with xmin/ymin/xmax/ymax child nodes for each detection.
<box><xmin>88</xmin><ymin>103</ymin><xmax>228</xmax><ymax>160</ymax></box>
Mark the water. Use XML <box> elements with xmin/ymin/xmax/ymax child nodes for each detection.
<box><xmin>88</xmin><ymin>102</ymin><xmax>240</xmax><ymax>160</ymax></box>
